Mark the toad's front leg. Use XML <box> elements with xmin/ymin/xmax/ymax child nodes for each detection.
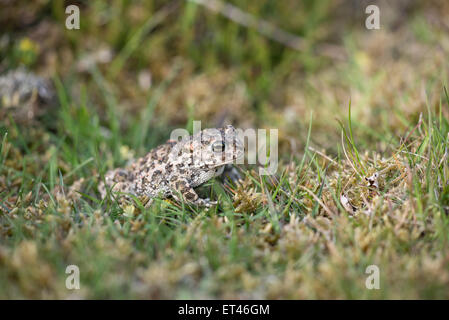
<box><xmin>169</xmin><ymin>178</ymin><xmax>217</xmax><ymax>207</ymax></box>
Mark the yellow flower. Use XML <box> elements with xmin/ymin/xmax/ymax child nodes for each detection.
<box><xmin>19</xmin><ymin>38</ymin><xmax>39</xmax><ymax>54</ymax></box>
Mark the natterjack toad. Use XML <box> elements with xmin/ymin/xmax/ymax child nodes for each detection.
<box><xmin>99</xmin><ymin>125</ymin><xmax>244</xmax><ymax>207</ymax></box>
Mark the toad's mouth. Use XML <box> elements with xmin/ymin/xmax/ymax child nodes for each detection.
<box><xmin>211</xmin><ymin>155</ymin><xmax>244</xmax><ymax>168</ymax></box>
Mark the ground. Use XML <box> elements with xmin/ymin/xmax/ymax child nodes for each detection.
<box><xmin>0</xmin><ymin>0</ymin><xmax>448</xmax><ymax>299</ymax></box>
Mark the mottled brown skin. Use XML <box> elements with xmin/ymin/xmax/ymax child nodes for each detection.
<box><xmin>99</xmin><ymin>125</ymin><xmax>244</xmax><ymax>207</ymax></box>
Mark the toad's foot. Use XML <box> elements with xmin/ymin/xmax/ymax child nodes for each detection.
<box><xmin>195</xmin><ymin>197</ymin><xmax>217</xmax><ymax>208</ymax></box>
<box><xmin>170</xmin><ymin>178</ymin><xmax>217</xmax><ymax>207</ymax></box>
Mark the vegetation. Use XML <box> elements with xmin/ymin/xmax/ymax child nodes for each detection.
<box><xmin>0</xmin><ymin>0</ymin><xmax>448</xmax><ymax>299</ymax></box>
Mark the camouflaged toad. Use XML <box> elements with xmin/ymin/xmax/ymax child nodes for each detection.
<box><xmin>0</xmin><ymin>68</ymin><xmax>56</xmax><ymax>123</ymax></box>
<box><xmin>99</xmin><ymin>125</ymin><xmax>244</xmax><ymax>207</ymax></box>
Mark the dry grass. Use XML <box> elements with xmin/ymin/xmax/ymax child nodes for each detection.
<box><xmin>0</xmin><ymin>0</ymin><xmax>448</xmax><ymax>299</ymax></box>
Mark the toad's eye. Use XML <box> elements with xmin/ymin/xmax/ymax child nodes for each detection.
<box><xmin>212</xmin><ymin>141</ymin><xmax>226</xmax><ymax>153</ymax></box>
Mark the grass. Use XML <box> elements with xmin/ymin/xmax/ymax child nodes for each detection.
<box><xmin>0</xmin><ymin>0</ymin><xmax>449</xmax><ymax>299</ymax></box>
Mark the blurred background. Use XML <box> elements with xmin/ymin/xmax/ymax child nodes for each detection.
<box><xmin>1</xmin><ymin>0</ymin><xmax>448</xmax><ymax>155</ymax></box>
<box><xmin>1</xmin><ymin>0</ymin><xmax>449</xmax><ymax>299</ymax></box>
